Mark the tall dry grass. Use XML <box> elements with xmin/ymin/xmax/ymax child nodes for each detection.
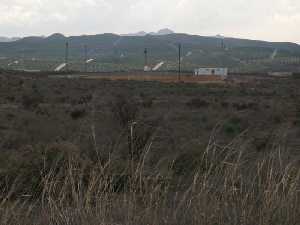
<box><xmin>0</xmin><ymin>135</ymin><xmax>299</xmax><ymax>225</ymax></box>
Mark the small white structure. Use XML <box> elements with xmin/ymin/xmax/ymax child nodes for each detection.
<box><xmin>8</xmin><ymin>60</ymin><xmax>19</xmax><ymax>66</ymax></box>
<box><xmin>152</xmin><ymin>61</ymin><xmax>165</xmax><ymax>71</ymax></box>
<box><xmin>86</xmin><ymin>59</ymin><xmax>94</xmax><ymax>64</ymax></box>
<box><xmin>144</xmin><ymin>66</ymin><xmax>151</xmax><ymax>72</ymax></box>
<box><xmin>194</xmin><ymin>68</ymin><xmax>228</xmax><ymax>78</ymax></box>
<box><xmin>54</xmin><ymin>63</ymin><xmax>66</xmax><ymax>72</ymax></box>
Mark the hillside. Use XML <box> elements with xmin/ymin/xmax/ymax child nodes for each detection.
<box><xmin>1</xmin><ymin>33</ymin><xmax>300</xmax><ymax>72</ymax></box>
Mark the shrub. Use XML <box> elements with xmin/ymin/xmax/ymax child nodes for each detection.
<box><xmin>186</xmin><ymin>98</ymin><xmax>210</xmax><ymax>108</ymax></box>
<box><xmin>6</xmin><ymin>95</ymin><xmax>15</xmax><ymax>102</ymax></box>
<box><xmin>78</xmin><ymin>94</ymin><xmax>93</xmax><ymax>104</ymax></box>
<box><xmin>232</xmin><ymin>102</ymin><xmax>248</xmax><ymax>111</ymax></box>
<box><xmin>70</xmin><ymin>106</ymin><xmax>86</xmax><ymax>120</ymax></box>
<box><xmin>220</xmin><ymin>101</ymin><xmax>229</xmax><ymax>108</ymax></box>
<box><xmin>173</xmin><ymin>151</ymin><xmax>201</xmax><ymax>175</ymax></box>
<box><xmin>223</xmin><ymin>117</ymin><xmax>242</xmax><ymax>136</ymax></box>
<box><xmin>130</xmin><ymin>121</ymin><xmax>158</xmax><ymax>161</ymax></box>
<box><xmin>253</xmin><ymin>135</ymin><xmax>270</xmax><ymax>152</ymax></box>
<box><xmin>142</xmin><ymin>97</ymin><xmax>154</xmax><ymax>108</ymax></box>
<box><xmin>0</xmin><ymin>142</ymin><xmax>82</xmax><ymax>196</ymax></box>
<box><xmin>111</xmin><ymin>95</ymin><xmax>139</xmax><ymax>127</ymax></box>
<box><xmin>21</xmin><ymin>90</ymin><xmax>44</xmax><ymax>109</ymax></box>
<box><xmin>6</xmin><ymin>112</ymin><xmax>15</xmax><ymax>120</ymax></box>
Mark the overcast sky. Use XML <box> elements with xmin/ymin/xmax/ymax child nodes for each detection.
<box><xmin>1</xmin><ymin>0</ymin><xmax>300</xmax><ymax>43</ymax></box>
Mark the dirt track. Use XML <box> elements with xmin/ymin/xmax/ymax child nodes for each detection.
<box><xmin>83</xmin><ymin>74</ymin><xmax>226</xmax><ymax>84</ymax></box>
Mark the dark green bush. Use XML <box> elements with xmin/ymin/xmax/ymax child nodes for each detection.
<box><xmin>186</xmin><ymin>98</ymin><xmax>210</xmax><ymax>108</ymax></box>
<box><xmin>223</xmin><ymin>117</ymin><xmax>242</xmax><ymax>136</ymax></box>
<box><xmin>70</xmin><ymin>106</ymin><xmax>86</xmax><ymax>120</ymax></box>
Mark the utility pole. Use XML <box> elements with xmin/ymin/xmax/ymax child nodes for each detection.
<box><xmin>84</xmin><ymin>45</ymin><xmax>87</xmax><ymax>72</ymax></box>
<box><xmin>178</xmin><ymin>43</ymin><xmax>181</xmax><ymax>82</ymax></box>
<box><xmin>144</xmin><ymin>48</ymin><xmax>148</xmax><ymax>71</ymax></box>
<box><xmin>21</xmin><ymin>49</ymin><xmax>25</xmax><ymax>71</ymax></box>
<box><xmin>65</xmin><ymin>42</ymin><xmax>69</xmax><ymax>72</ymax></box>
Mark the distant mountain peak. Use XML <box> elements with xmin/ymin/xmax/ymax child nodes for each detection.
<box><xmin>136</xmin><ymin>31</ymin><xmax>148</xmax><ymax>36</ymax></box>
<box><xmin>214</xmin><ymin>34</ymin><xmax>226</xmax><ymax>39</ymax></box>
<box><xmin>121</xmin><ymin>31</ymin><xmax>147</xmax><ymax>37</ymax></box>
<box><xmin>0</xmin><ymin>36</ymin><xmax>20</xmax><ymax>42</ymax></box>
<box><xmin>47</xmin><ymin>33</ymin><xmax>66</xmax><ymax>40</ymax></box>
<box><xmin>156</xmin><ymin>28</ymin><xmax>174</xmax><ymax>35</ymax></box>
<box><xmin>121</xmin><ymin>28</ymin><xmax>174</xmax><ymax>37</ymax></box>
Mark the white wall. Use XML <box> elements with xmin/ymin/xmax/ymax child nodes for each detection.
<box><xmin>194</xmin><ymin>68</ymin><xmax>228</xmax><ymax>77</ymax></box>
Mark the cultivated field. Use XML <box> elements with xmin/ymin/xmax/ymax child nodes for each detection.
<box><xmin>0</xmin><ymin>70</ymin><xmax>299</xmax><ymax>225</ymax></box>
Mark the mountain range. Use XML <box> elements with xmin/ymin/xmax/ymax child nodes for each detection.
<box><xmin>0</xmin><ymin>29</ymin><xmax>300</xmax><ymax>72</ymax></box>
<box><xmin>0</xmin><ymin>37</ymin><xmax>21</xmax><ymax>42</ymax></box>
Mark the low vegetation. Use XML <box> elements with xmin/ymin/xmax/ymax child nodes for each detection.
<box><xmin>0</xmin><ymin>71</ymin><xmax>299</xmax><ymax>224</ymax></box>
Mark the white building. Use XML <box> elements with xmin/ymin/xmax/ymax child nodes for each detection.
<box><xmin>194</xmin><ymin>68</ymin><xmax>228</xmax><ymax>78</ymax></box>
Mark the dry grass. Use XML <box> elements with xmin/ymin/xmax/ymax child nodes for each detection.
<box><xmin>0</xmin><ymin>134</ymin><xmax>299</xmax><ymax>225</ymax></box>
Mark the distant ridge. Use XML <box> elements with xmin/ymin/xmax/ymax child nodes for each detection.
<box><xmin>122</xmin><ymin>28</ymin><xmax>174</xmax><ymax>36</ymax></box>
<box><xmin>122</xmin><ymin>31</ymin><xmax>148</xmax><ymax>37</ymax></box>
<box><xmin>0</xmin><ymin>37</ymin><xmax>20</xmax><ymax>42</ymax></box>
<box><xmin>46</xmin><ymin>33</ymin><xmax>66</xmax><ymax>40</ymax></box>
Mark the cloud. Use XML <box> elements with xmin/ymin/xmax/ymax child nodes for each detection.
<box><xmin>0</xmin><ymin>0</ymin><xmax>299</xmax><ymax>43</ymax></box>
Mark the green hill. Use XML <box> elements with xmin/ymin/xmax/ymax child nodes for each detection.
<box><xmin>1</xmin><ymin>33</ymin><xmax>300</xmax><ymax>72</ymax></box>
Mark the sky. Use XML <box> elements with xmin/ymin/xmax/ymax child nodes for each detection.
<box><xmin>0</xmin><ymin>0</ymin><xmax>300</xmax><ymax>43</ymax></box>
